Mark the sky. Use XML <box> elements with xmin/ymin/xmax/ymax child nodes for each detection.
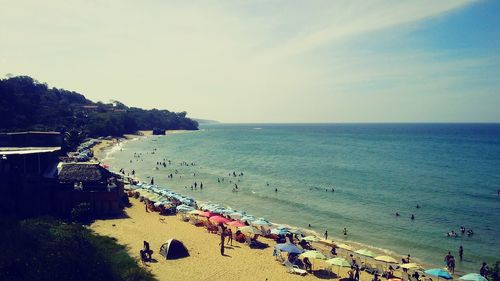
<box><xmin>1</xmin><ymin>0</ymin><xmax>499</xmax><ymax>123</ymax></box>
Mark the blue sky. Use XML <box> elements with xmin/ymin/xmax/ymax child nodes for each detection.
<box><xmin>1</xmin><ymin>0</ymin><xmax>499</xmax><ymax>122</ymax></box>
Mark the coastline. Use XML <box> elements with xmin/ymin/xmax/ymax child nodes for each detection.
<box><xmin>90</xmin><ymin>197</ymin><xmax>378</xmax><ymax>281</ymax></box>
<box><xmin>92</xmin><ymin>134</ymin><xmax>467</xmax><ymax>280</ymax></box>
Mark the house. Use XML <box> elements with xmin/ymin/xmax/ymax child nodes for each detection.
<box><xmin>55</xmin><ymin>163</ymin><xmax>124</xmax><ymax>216</ymax></box>
<box><xmin>0</xmin><ymin>131</ymin><xmax>125</xmax><ymax>218</ymax></box>
<box><xmin>0</xmin><ymin>132</ymin><xmax>62</xmax><ymax>216</ymax></box>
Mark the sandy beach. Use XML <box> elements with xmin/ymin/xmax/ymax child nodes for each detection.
<box><xmin>90</xmin><ymin>198</ymin><xmax>377</xmax><ymax>281</ymax></box>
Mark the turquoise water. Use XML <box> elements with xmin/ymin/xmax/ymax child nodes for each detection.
<box><xmin>105</xmin><ymin>124</ymin><xmax>500</xmax><ymax>273</ymax></box>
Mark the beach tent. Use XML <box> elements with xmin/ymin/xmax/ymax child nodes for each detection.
<box><xmin>159</xmin><ymin>239</ymin><xmax>189</xmax><ymax>260</ymax></box>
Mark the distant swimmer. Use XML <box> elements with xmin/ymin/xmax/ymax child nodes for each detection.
<box><xmin>235</xmin><ymin>184</ymin><xmax>238</xmax><ymax>189</ymax></box>
<box><xmin>416</xmin><ymin>204</ymin><xmax>420</xmax><ymax>209</ymax></box>
<box><xmin>411</xmin><ymin>214</ymin><xmax>415</xmax><ymax>220</ymax></box>
<box><xmin>308</xmin><ymin>224</ymin><xmax>311</xmax><ymax>228</ymax></box>
<box><xmin>331</xmin><ymin>188</ymin><xmax>335</xmax><ymax>192</ymax></box>
<box><xmin>343</xmin><ymin>228</ymin><xmax>348</xmax><ymax>236</ymax></box>
<box><xmin>395</xmin><ymin>212</ymin><xmax>400</xmax><ymax>217</ymax></box>
<box><xmin>266</xmin><ymin>182</ymin><xmax>269</xmax><ymax>186</ymax></box>
<box><xmin>275</xmin><ymin>188</ymin><xmax>278</xmax><ymax>192</ymax></box>
<box><xmin>200</xmin><ymin>182</ymin><xmax>203</xmax><ymax>189</ymax></box>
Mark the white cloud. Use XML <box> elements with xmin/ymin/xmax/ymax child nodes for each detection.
<box><xmin>1</xmin><ymin>0</ymin><xmax>496</xmax><ymax>122</ymax></box>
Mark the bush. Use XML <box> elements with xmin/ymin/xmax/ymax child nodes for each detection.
<box><xmin>71</xmin><ymin>202</ymin><xmax>92</xmax><ymax>223</ymax></box>
<box><xmin>0</xmin><ymin>215</ymin><xmax>155</xmax><ymax>281</ymax></box>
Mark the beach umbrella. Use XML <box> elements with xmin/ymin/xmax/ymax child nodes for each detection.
<box><xmin>252</xmin><ymin>219</ymin><xmax>271</xmax><ymax>226</ymax></box>
<box><xmin>275</xmin><ymin>243</ymin><xmax>304</xmax><ymax>254</ymax></box>
<box><xmin>176</xmin><ymin>204</ymin><xmax>194</xmax><ymax>212</ymax></box>
<box><xmin>271</xmin><ymin>228</ymin><xmax>290</xmax><ymax>235</ymax></box>
<box><xmin>326</xmin><ymin>257</ymin><xmax>351</xmax><ymax>267</ymax></box>
<box><xmin>288</xmin><ymin>229</ymin><xmax>303</xmax><ymax>235</ymax></box>
<box><xmin>399</xmin><ymin>263</ymin><xmax>422</xmax><ymax>270</ymax></box>
<box><xmin>374</xmin><ymin>255</ymin><xmax>398</xmax><ymax>264</ymax></box>
<box><xmin>337</xmin><ymin>243</ymin><xmax>354</xmax><ymax>251</ymax></box>
<box><xmin>326</xmin><ymin>257</ymin><xmax>351</xmax><ymax>274</ymax></box>
<box><xmin>209</xmin><ymin>215</ymin><xmax>230</xmax><ymax>224</ymax></box>
<box><xmin>299</xmin><ymin>250</ymin><xmax>327</xmax><ymax>260</ymax></box>
<box><xmin>459</xmin><ymin>273</ymin><xmax>487</xmax><ymax>281</ymax></box>
<box><xmin>198</xmin><ymin>211</ymin><xmax>214</xmax><ymax>218</ymax></box>
<box><xmin>240</xmin><ymin>215</ymin><xmax>256</xmax><ymax>222</ymax></box>
<box><xmin>302</xmin><ymin>236</ymin><xmax>320</xmax><ymax>242</ymax></box>
<box><xmin>238</xmin><ymin>226</ymin><xmax>262</xmax><ymax>235</ymax></box>
<box><xmin>355</xmin><ymin>249</ymin><xmax>375</xmax><ymax>258</ymax></box>
<box><xmin>425</xmin><ymin>268</ymin><xmax>453</xmax><ymax>280</ymax></box>
<box><xmin>226</xmin><ymin>220</ymin><xmax>246</xmax><ymax>227</ymax></box>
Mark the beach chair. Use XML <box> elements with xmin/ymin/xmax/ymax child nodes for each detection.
<box><xmin>245</xmin><ymin>237</ymin><xmax>258</xmax><ymax>247</ymax></box>
<box><xmin>364</xmin><ymin>263</ymin><xmax>379</xmax><ymax>275</ymax></box>
<box><xmin>376</xmin><ymin>264</ymin><xmax>387</xmax><ymax>277</ymax></box>
<box><xmin>283</xmin><ymin>261</ymin><xmax>307</xmax><ymax>276</ymax></box>
<box><xmin>276</xmin><ymin>252</ymin><xmax>285</xmax><ymax>263</ymax></box>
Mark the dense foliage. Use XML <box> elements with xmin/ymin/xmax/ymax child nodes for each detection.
<box><xmin>0</xmin><ymin>76</ymin><xmax>198</xmax><ymax>141</ymax></box>
<box><xmin>0</xmin><ymin>215</ymin><xmax>155</xmax><ymax>281</ymax></box>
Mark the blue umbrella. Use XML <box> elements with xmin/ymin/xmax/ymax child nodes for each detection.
<box><xmin>252</xmin><ymin>219</ymin><xmax>271</xmax><ymax>226</ymax></box>
<box><xmin>275</xmin><ymin>243</ymin><xmax>304</xmax><ymax>254</ymax></box>
<box><xmin>459</xmin><ymin>274</ymin><xmax>487</xmax><ymax>281</ymax></box>
<box><xmin>271</xmin><ymin>228</ymin><xmax>290</xmax><ymax>235</ymax></box>
<box><xmin>425</xmin><ymin>268</ymin><xmax>453</xmax><ymax>280</ymax></box>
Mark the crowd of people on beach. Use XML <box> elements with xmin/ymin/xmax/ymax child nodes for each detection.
<box><xmin>112</xmin><ymin>145</ymin><xmax>493</xmax><ymax>280</ymax></box>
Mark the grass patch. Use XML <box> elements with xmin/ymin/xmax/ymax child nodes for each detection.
<box><xmin>0</xmin><ymin>215</ymin><xmax>155</xmax><ymax>281</ymax></box>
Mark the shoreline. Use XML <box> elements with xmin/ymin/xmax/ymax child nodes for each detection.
<box><xmin>96</xmin><ymin>135</ymin><xmax>466</xmax><ymax>279</ymax></box>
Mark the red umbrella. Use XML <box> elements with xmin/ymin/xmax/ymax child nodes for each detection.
<box><xmin>198</xmin><ymin>211</ymin><xmax>214</xmax><ymax>218</ymax></box>
<box><xmin>209</xmin><ymin>215</ymin><xmax>231</xmax><ymax>224</ymax></box>
<box><xmin>226</xmin><ymin>220</ymin><xmax>246</xmax><ymax>227</ymax></box>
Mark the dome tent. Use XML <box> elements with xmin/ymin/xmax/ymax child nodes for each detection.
<box><xmin>159</xmin><ymin>239</ymin><xmax>189</xmax><ymax>260</ymax></box>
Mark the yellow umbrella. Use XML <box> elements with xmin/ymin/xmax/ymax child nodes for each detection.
<box><xmin>375</xmin><ymin>255</ymin><xmax>398</xmax><ymax>263</ymax></box>
<box><xmin>299</xmin><ymin>250</ymin><xmax>327</xmax><ymax>260</ymax></box>
<box><xmin>399</xmin><ymin>263</ymin><xmax>422</xmax><ymax>270</ymax></box>
<box><xmin>337</xmin><ymin>243</ymin><xmax>354</xmax><ymax>251</ymax></box>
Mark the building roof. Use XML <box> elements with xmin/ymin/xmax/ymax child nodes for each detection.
<box><xmin>0</xmin><ymin>131</ymin><xmax>61</xmax><ymax>135</ymax></box>
<box><xmin>0</xmin><ymin>147</ymin><xmax>61</xmax><ymax>155</ymax></box>
<box><xmin>58</xmin><ymin>163</ymin><xmax>114</xmax><ymax>183</ymax></box>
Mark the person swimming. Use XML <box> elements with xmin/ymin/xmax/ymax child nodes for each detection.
<box><xmin>411</xmin><ymin>214</ymin><xmax>415</xmax><ymax>220</ymax></box>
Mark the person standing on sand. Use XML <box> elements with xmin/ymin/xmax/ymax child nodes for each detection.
<box><xmin>325</xmin><ymin>230</ymin><xmax>328</xmax><ymax>240</ymax></box>
<box><xmin>227</xmin><ymin>229</ymin><xmax>233</xmax><ymax>246</ymax></box>
<box><xmin>354</xmin><ymin>264</ymin><xmax>360</xmax><ymax>281</ymax></box>
<box><xmin>220</xmin><ymin>242</ymin><xmax>225</xmax><ymax>256</ymax></box>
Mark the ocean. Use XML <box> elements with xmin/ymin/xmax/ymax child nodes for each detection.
<box><xmin>104</xmin><ymin>123</ymin><xmax>500</xmax><ymax>273</ymax></box>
